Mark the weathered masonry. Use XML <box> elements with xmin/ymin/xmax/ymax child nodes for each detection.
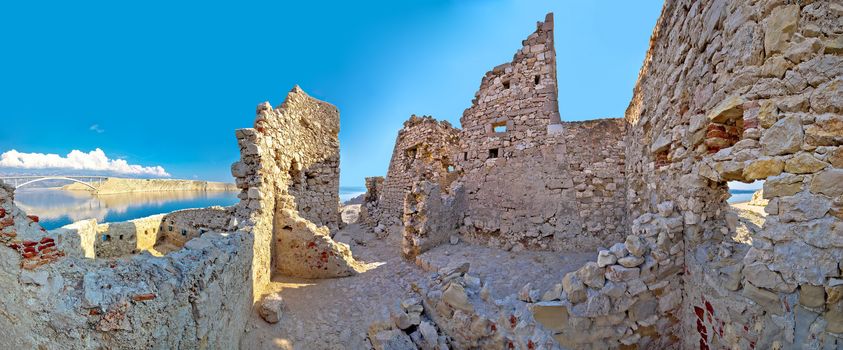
<box><xmin>368</xmin><ymin>13</ymin><xmax>629</xmax><ymax>256</ymax></box>
<box><xmin>364</xmin><ymin>3</ymin><xmax>843</xmax><ymax>349</ymax></box>
<box><xmin>0</xmin><ymin>86</ymin><xmax>360</xmax><ymax>349</ymax></box>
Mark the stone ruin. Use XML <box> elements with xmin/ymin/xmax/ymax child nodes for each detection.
<box><xmin>0</xmin><ymin>1</ymin><xmax>841</xmax><ymax>349</ymax></box>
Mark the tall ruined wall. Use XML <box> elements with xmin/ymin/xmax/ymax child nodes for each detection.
<box><xmin>620</xmin><ymin>0</ymin><xmax>843</xmax><ymax>348</ymax></box>
<box><xmin>372</xmin><ymin>115</ymin><xmax>460</xmax><ymax>227</ymax></box>
<box><xmin>557</xmin><ymin>119</ymin><xmax>628</xmax><ymax>247</ymax></box>
<box><xmin>455</xmin><ymin>13</ymin><xmax>628</xmax><ymax>252</ymax></box>
<box><xmin>230</xmin><ymin>86</ymin><xmax>359</xmax><ymax>280</ymax></box>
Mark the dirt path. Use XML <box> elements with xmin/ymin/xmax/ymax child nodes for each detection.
<box><xmin>240</xmin><ymin>224</ymin><xmax>423</xmax><ymax>349</ymax></box>
<box><xmin>239</xmin><ymin>222</ymin><xmax>597</xmax><ymax>349</ymax></box>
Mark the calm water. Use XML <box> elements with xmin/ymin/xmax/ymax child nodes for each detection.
<box><xmin>14</xmin><ymin>189</ymin><xmax>241</xmax><ymax>230</ymax></box>
<box><xmin>15</xmin><ymin>186</ymin><xmax>368</xmax><ymax>230</ymax></box>
<box><xmin>728</xmin><ymin>189</ymin><xmax>756</xmax><ymax>204</ymax></box>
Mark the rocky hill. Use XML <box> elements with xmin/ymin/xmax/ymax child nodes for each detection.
<box><xmin>62</xmin><ymin>177</ymin><xmax>237</xmax><ymax>195</ymax></box>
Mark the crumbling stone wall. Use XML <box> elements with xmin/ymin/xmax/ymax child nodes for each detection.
<box><xmin>95</xmin><ymin>214</ymin><xmax>164</xmax><ymax>257</ymax></box>
<box><xmin>454</xmin><ymin>13</ymin><xmax>628</xmax><ymax>252</ymax></box>
<box><xmin>230</xmin><ymin>86</ymin><xmax>360</xmax><ymax>280</ymax></box>
<box><xmin>359</xmin><ymin>176</ymin><xmax>384</xmax><ymax>225</ymax></box>
<box><xmin>401</xmin><ymin>180</ymin><xmax>466</xmax><ymax>258</ymax></box>
<box><xmin>623</xmin><ymin>0</ymin><xmax>843</xmax><ymax>348</ymax></box>
<box><xmin>371</xmin><ymin>115</ymin><xmax>460</xmax><ymax>228</ymax></box>
<box><xmin>523</xmin><ymin>0</ymin><xmax>843</xmax><ymax>348</ymax></box>
<box><xmin>425</xmin><ymin>3</ymin><xmax>842</xmax><ymax>349</ymax></box>
<box><xmin>0</xmin><ymin>182</ymin><xmax>254</xmax><ymax>349</ymax></box>
<box><xmin>158</xmin><ymin>206</ymin><xmax>232</xmax><ymax>247</ymax></box>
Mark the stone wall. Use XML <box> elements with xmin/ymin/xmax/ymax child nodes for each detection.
<box><xmin>158</xmin><ymin>207</ymin><xmax>232</xmax><ymax>247</ymax></box>
<box><xmin>359</xmin><ymin>176</ymin><xmax>384</xmax><ymax>226</ymax></box>
<box><xmin>372</xmin><ymin>115</ymin><xmax>460</xmax><ymax>227</ymax></box>
<box><xmin>453</xmin><ymin>13</ymin><xmax>628</xmax><ymax>252</ymax></box>
<box><xmin>0</xmin><ymin>182</ymin><xmax>254</xmax><ymax>349</ymax></box>
<box><xmin>229</xmin><ymin>86</ymin><xmax>360</xmax><ymax>280</ymax></box>
<box><xmin>401</xmin><ymin>180</ymin><xmax>466</xmax><ymax>258</ymax></box>
<box><xmin>95</xmin><ymin>214</ymin><xmax>164</xmax><ymax>257</ymax></box>
<box><xmin>412</xmin><ymin>3</ymin><xmax>842</xmax><ymax>348</ymax></box>
<box><xmin>362</xmin><ymin>13</ymin><xmax>629</xmax><ymax>254</ymax></box>
<box><xmin>623</xmin><ymin>0</ymin><xmax>843</xmax><ymax>347</ymax></box>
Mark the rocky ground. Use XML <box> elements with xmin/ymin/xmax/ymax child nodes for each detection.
<box><xmin>239</xmin><ymin>207</ymin><xmax>595</xmax><ymax>349</ymax></box>
<box><xmin>730</xmin><ymin>201</ymin><xmax>767</xmax><ymax>244</ymax></box>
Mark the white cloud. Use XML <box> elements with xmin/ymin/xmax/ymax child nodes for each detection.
<box><xmin>89</xmin><ymin>124</ymin><xmax>105</xmax><ymax>133</ymax></box>
<box><xmin>0</xmin><ymin>149</ymin><xmax>170</xmax><ymax>177</ymax></box>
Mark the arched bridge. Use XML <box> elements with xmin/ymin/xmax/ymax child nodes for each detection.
<box><xmin>0</xmin><ymin>176</ymin><xmax>108</xmax><ymax>191</ymax></box>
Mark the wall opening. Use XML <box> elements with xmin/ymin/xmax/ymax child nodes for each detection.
<box><xmin>447</xmin><ymin>165</ymin><xmax>455</xmax><ymax>173</ymax></box>
<box><xmin>463</xmin><ymin>152</ymin><xmax>468</xmax><ymax>161</ymax></box>
<box><xmin>726</xmin><ymin>180</ymin><xmax>767</xmax><ymax>244</ymax></box>
<box><xmin>502</xmin><ymin>80</ymin><xmax>510</xmax><ymax>90</ymax></box>
<box><xmin>488</xmin><ymin>148</ymin><xmax>499</xmax><ymax>159</ymax></box>
<box><xmin>534</xmin><ymin>75</ymin><xmax>541</xmax><ymax>85</ymax></box>
<box><xmin>492</xmin><ymin>121</ymin><xmax>507</xmax><ymax>133</ymax></box>
<box><xmin>289</xmin><ymin>159</ymin><xmax>302</xmax><ymax>188</ymax></box>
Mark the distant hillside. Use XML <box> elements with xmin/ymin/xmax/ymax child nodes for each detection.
<box><xmin>62</xmin><ymin>178</ymin><xmax>238</xmax><ymax>195</ymax></box>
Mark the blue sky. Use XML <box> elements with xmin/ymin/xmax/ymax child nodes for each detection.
<box><xmin>0</xmin><ymin>0</ymin><xmax>664</xmax><ymax>186</ymax></box>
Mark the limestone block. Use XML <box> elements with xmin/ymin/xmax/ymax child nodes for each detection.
<box><xmin>707</xmin><ymin>95</ymin><xmax>745</xmax><ymax>123</ymax></box>
<box><xmin>605</xmin><ymin>265</ymin><xmax>640</xmax><ymax>282</ymax></box>
<box><xmin>743</xmin><ymin>282</ymin><xmax>784</xmax><ymax>315</ymax></box>
<box><xmin>618</xmin><ymin>255</ymin><xmax>645</xmax><ymax>268</ymax></box>
<box><xmin>810</xmin><ymin>78</ymin><xmax>843</xmax><ymax>114</ymax></box>
<box><xmin>562</xmin><ymin>272</ymin><xmax>587</xmax><ymax>304</ymax></box>
<box><xmin>778</xmin><ymin>192</ymin><xmax>831</xmax><ymax>222</ymax></box>
<box><xmin>761</xmin><ymin>115</ymin><xmax>803</xmax><ymax>156</ymax></box>
<box><xmin>585</xmin><ymin>293</ymin><xmax>612</xmax><ymax>316</ymax></box>
<box><xmin>656</xmin><ymin>201</ymin><xmax>674</xmax><ymax>217</ymax></box>
<box><xmin>827</xmin><ymin>307</ymin><xmax>843</xmax><ymax>334</ymax></box>
<box><xmin>531</xmin><ymin>301</ymin><xmax>569</xmax><ymax>332</ymax></box>
<box><xmin>597</xmin><ymin>250</ymin><xmax>617</xmax><ymax>267</ymax></box>
<box><xmin>714</xmin><ymin>161</ymin><xmax>745</xmax><ymax>181</ymax></box>
<box><xmin>763</xmin><ymin>174</ymin><xmax>804</xmax><ymax>198</ymax></box>
<box><xmin>610</xmin><ymin>243</ymin><xmax>629</xmax><ymax>258</ymax></box>
<box><xmin>744</xmin><ymin>263</ymin><xmax>794</xmax><ymax>293</ymax></box>
<box><xmin>763</xmin><ymin>4</ymin><xmax>799</xmax><ymax>56</ymax></box>
<box><xmin>541</xmin><ymin>283</ymin><xmax>563</xmax><ymax>301</ymax></box>
<box><xmin>784</xmin><ymin>153</ymin><xmax>827</xmax><ymax>174</ymax></box>
<box><xmin>758</xmin><ymin>99</ymin><xmax>779</xmax><ymax>128</ymax></box>
<box><xmin>806</xmin><ymin>114</ymin><xmax>843</xmax><ymax>146</ymax></box>
<box><xmin>828</xmin><ymin>147</ymin><xmax>843</xmax><ymax>168</ymax></box>
<box><xmin>442</xmin><ymin>283</ymin><xmax>472</xmax><ymax>312</ymax></box>
<box><xmin>624</xmin><ymin>235</ymin><xmax>648</xmax><ymax>257</ymax></box>
<box><xmin>743</xmin><ymin>158</ymin><xmax>784</xmax><ymax>180</ymax></box>
<box><xmin>720</xmin><ymin>263</ymin><xmax>744</xmax><ymax>291</ymax></box>
<box><xmin>809</xmin><ymin>169</ymin><xmax>843</xmax><ymax>197</ymax></box>
<box><xmin>577</xmin><ymin>262</ymin><xmax>605</xmax><ymax>289</ymax></box>
<box><xmin>657</xmin><ymin>289</ymin><xmax>681</xmax><ymax>313</ymax></box>
<box><xmin>258</xmin><ymin>294</ymin><xmax>284</xmax><ymax>324</ymax></box>
<box><xmin>799</xmin><ymin>284</ymin><xmax>825</xmax><ymax>308</ymax></box>
<box><xmin>369</xmin><ymin>329</ymin><xmax>415</xmax><ymax>350</ymax></box>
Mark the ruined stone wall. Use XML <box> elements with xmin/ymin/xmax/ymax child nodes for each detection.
<box><xmin>93</xmin><ymin>215</ymin><xmax>163</xmax><ymax>258</ymax></box>
<box><xmin>618</xmin><ymin>0</ymin><xmax>843</xmax><ymax>348</ymax></box>
<box><xmin>0</xmin><ymin>182</ymin><xmax>254</xmax><ymax>349</ymax></box>
<box><xmin>486</xmin><ymin>2</ymin><xmax>843</xmax><ymax>348</ymax></box>
<box><xmin>401</xmin><ymin>180</ymin><xmax>466</xmax><ymax>258</ymax></box>
<box><xmin>454</xmin><ymin>13</ymin><xmax>628</xmax><ymax>252</ymax></box>
<box><xmin>359</xmin><ymin>176</ymin><xmax>384</xmax><ymax>225</ymax></box>
<box><xmin>373</xmin><ymin>115</ymin><xmax>460</xmax><ymax>227</ymax></box>
<box><xmin>230</xmin><ymin>86</ymin><xmax>359</xmax><ymax>280</ymax></box>
<box><xmin>556</xmin><ymin>119</ymin><xmax>628</xmax><ymax>247</ymax></box>
<box><xmin>158</xmin><ymin>206</ymin><xmax>232</xmax><ymax>247</ymax></box>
